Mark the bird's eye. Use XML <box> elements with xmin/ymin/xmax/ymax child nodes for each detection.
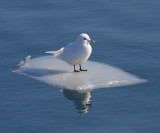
<box><xmin>84</xmin><ymin>38</ymin><xmax>87</xmax><ymax>40</ymax></box>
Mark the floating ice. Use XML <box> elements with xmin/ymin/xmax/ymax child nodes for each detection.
<box><xmin>15</xmin><ymin>56</ymin><xmax>146</xmax><ymax>92</ymax></box>
<box><xmin>16</xmin><ymin>55</ymin><xmax>31</xmax><ymax>68</ymax></box>
<box><xmin>14</xmin><ymin>55</ymin><xmax>147</xmax><ymax>113</ymax></box>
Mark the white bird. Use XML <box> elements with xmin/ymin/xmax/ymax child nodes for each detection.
<box><xmin>46</xmin><ymin>33</ymin><xmax>95</xmax><ymax>72</ymax></box>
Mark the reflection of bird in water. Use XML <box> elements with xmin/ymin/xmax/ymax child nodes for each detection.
<box><xmin>62</xmin><ymin>89</ymin><xmax>92</xmax><ymax>114</ymax></box>
<box><xmin>46</xmin><ymin>33</ymin><xmax>95</xmax><ymax>72</ymax></box>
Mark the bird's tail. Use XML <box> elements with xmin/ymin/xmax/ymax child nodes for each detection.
<box><xmin>45</xmin><ymin>47</ymin><xmax>64</xmax><ymax>55</ymax></box>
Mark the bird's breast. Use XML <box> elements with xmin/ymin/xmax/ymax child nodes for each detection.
<box><xmin>59</xmin><ymin>44</ymin><xmax>92</xmax><ymax>65</ymax></box>
<box><xmin>71</xmin><ymin>44</ymin><xmax>92</xmax><ymax>64</ymax></box>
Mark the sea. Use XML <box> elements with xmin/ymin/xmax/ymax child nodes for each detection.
<box><xmin>0</xmin><ymin>0</ymin><xmax>160</xmax><ymax>133</ymax></box>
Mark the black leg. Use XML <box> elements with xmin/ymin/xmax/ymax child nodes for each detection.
<box><xmin>74</xmin><ymin>65</ymin><xmax>80</xmax><ymax>72</ymax></box>
<box><xmin>79</xmin><ymin>64</ymin><xmax>87</xmax><ymax>71</ymax></box>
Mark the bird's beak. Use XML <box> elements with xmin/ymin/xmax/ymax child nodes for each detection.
<box><xmin>89</xmin><ymin>40</ymin><xmax>95</xmax><ymax>43</ymax></box>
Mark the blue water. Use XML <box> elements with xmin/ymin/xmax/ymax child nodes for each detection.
<box><xmin>0</xmin><ymin>0</ymin><xmax>160</xmax><ymax>133</ymax></box>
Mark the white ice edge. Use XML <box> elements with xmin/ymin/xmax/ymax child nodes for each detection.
<box><xmin>16</xmin><ymin>56</ymin><xmax>147</xmax><ymax>92</ymax></box>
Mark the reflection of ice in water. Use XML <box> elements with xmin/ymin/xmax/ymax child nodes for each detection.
<box><xmin>62</xmin><ymin>89</ymin><xmax>92</xmax><ymax>114</ymax></box>
<box><xmin>16</xmin><ymin>55</ymin><xmax>146</xmax><ymax>91</ymax></box>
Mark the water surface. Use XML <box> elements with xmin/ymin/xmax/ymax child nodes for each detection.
<box><xmin>0</xmin><ymin>0</ymin><xmax>160</xmax><ymax>133</ymax></box>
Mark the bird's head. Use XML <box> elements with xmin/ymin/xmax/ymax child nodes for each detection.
<box><xmin>75</xmin><ymin>33</ymin><xmax>95</xmax><ymax>44</ymax></box>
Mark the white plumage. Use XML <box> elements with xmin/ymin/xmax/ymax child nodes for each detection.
<box><xmin>46</xmin><ymin>33</ymin><xmax>95</xmax><ymax>72</ymax></box>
